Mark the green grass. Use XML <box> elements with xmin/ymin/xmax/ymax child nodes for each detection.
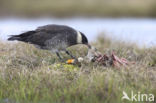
<box><xmin>0</xmin><ymin>0</ymin><xmax>156</xmax><ymax>17</ymax></box>
<box><xmin>0</xmin><ymin>35</ymin><xmax>155</xmax><ymax>103</ymax></box>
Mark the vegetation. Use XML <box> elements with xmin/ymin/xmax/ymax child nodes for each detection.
<box><xmin>0</xmin><ymin>35</ymin><xmax>155</xmax><ymax>103</ymax></box>
<box><xmin>0</xmin><ymin>0</ymin><xmax>156</xmax><ymax>17</ymax></box>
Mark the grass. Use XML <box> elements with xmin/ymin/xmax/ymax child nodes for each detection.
<box><xmin>0</xmin><ymin>0</ymin><xmax>156</xmax><ymax>17</ymax></box>
<box><xmin>0</xmin><ymin>35</ymin><xmax>155</xmax><ymax>103</ymax></box>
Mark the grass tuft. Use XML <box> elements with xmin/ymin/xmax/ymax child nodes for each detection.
<box><xmin>0</xmin><ymin>36</ymin><xmax>155</xmax><ymax>103</ymax></box>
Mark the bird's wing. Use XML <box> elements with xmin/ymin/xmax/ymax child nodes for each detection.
<box><xmin>25</xmin><ymin>31</ymin><xmax>57</xmax><ymax>46</ymax></box>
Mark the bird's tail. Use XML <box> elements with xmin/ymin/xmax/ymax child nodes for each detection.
<box><xmin>8</xmin><ymin>31</ymin><xmax>36</xmax><ymax>41</ymax></box>
<box><xmin>8</xmin><ymin>35</ymin><xmax>21</xmax><ymax>41</ymax></box>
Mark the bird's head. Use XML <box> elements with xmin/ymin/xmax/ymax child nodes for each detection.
<box><xmin>77</xmin><ymin>31</ymin><xmax>91</xmax><ymax>49</ymax></box>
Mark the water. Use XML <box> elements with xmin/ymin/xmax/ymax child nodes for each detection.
<box><xmin>0</xmin><ymin>18</ymin><xmax>156</xmax><ymax>47</ymax></box>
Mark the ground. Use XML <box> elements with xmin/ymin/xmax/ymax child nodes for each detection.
<box><xmin>0</xmin><ymin>35</ymin><xmax>155</xmax><ymax>103</ymax></box>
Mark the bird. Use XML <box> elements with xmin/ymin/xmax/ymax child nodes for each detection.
<box><xmin>8</xmin><ymin>24</ymin><xmax>91</xmax><ymax>61</ymax></box>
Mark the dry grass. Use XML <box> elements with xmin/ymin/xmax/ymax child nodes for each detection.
<box><xmin>0</xmin><ymin>0</ymin><xmax>156</xmax><ymax>17</ymax></box>
<box><xmin>0</xmin><ymin>36</ymin><xmax>155</xmax><ymax>103</ymax></box>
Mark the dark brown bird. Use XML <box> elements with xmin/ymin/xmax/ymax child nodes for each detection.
<box><xmin>8</xmin><ymin>24</ymin><xmax>91</xmax><ymax>61</ymax></box>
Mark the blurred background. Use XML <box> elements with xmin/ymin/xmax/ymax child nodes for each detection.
<box><xmin>0</xmin><ymin>0</ymin><xmax>156</xmax><ymax>47</ymax></box>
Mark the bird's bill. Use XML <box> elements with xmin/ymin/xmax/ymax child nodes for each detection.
<box><xmin>87</xmin><ymin>44</ymin><xmax>92</xmax><ymax>49</ymax></box>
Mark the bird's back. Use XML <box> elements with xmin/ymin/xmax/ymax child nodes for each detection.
<box><xmin>37</xmin><ymin>24</ymin><xmax>75</xmax><ymax>32</ymax></box>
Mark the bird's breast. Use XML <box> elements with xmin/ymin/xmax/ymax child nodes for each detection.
<box><xmin>45</xmin><ymin>38</ymin><xmax>68</xmax><ymax>51</ymax></box>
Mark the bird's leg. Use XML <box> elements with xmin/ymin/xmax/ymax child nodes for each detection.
<box><xmin>65</xmin><ymin>50</ymin><xmax>76</xmax><ymax>59</ymax></box>
<box><xmin>56</xmin><ymin>52</ymin><xmax>63</xmax><ymax>62</ymax></box>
